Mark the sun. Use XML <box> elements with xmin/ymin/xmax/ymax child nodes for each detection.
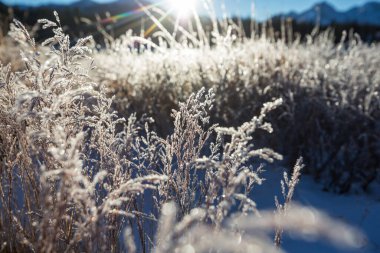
<box><xmin>167</xmin><ymin>0</ymin><xmax>197</xmax><ymax>19</ymax></box>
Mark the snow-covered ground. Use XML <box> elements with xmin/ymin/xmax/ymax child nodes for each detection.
<box><xmin>252</xmin><ymin>167</ymin><xmax>380</xmax><ymax>253</ymax></box>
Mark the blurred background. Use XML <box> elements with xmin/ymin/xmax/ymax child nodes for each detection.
<box><xmin>0</xmin><ymin>0</ymin><xmax>380</xmax><ymax>43</ymax></box>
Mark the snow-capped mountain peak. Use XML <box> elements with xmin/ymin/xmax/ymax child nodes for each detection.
<box><xmin>279</xmin><ymin>1</ymin><xmax>380</xmax><ymax>26</ymax></box>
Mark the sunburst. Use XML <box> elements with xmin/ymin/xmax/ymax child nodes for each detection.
<box><xmin>167</xmin><ymin>0</ymin><xmax>197</xmax><ymax>19</ymax></box>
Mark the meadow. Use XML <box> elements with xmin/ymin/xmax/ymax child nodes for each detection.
<box><xmin>0</xmin><ymin>4</ymin><xmax>378</xmax><ymax>253</ymax></box>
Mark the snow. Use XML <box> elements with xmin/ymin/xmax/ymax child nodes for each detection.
<box><xmin>252</xmin><ymin>166</ymin><xmax>380</xmax><ymax>253</ymax></box>
<box><xmin>281</xmin><ymin>2</ymin><xmax>380</xmax><ymax>26</ymax></box>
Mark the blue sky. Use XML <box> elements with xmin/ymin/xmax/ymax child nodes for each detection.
<box><xmin>2</xmin><ymin>0</ymin><xmax>379</xmax><ymax>20</ymax></box>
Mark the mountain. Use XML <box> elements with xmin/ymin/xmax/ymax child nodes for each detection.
<box><xmin>345</xmin><ymin>2</ymin><xmax>380</xmax><ymax>26</ymax></box>
<box><xmin>0</xmin><ymin>0</ymin><xmax>150</xmax><ymax>43</ymax></box>
<box><xmin>9</xmin><ymin>0</ymin><xmax>147</xmax><ymax>15</ymax></box>
<box><xmin>71</xmin><ymin>0</ymin><xmax>98</xmax><ymax>9</ymax></box>
<box><xmin>1</xmin><ymin>0</ymin><xmax>379</xmax><ymax>43</ymax></box>
<box><xmin>69</xmin><ymin>0</ymin><xmax>142</xmax><ymax>13</ymax></box>
<box><xmin>276</xmin><ymin>1</ymin><xmax>380</xmax><ymax>26</ymax></box>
